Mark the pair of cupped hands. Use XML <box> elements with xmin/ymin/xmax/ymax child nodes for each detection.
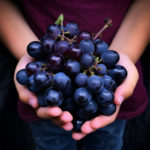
<box><xmin>14</xmin><ymin>52</ymin><xmax>138</xmax><ymax>140</ymax></box>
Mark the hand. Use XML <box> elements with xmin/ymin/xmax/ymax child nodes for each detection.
<box><xmin>14</xmin><ymin>54</ymin><xmax>73</xmax><ymax>131</ymax></box>
<box><xmin>72</xmin><ymin>53</ymin><xmax>139</xmax><ymax>140</ymax></box>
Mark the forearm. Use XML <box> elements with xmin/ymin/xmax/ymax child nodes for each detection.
<box><xmin>0</xmin><ymin>0</ymin><xmax>38</xmax><ymax>60</ymax></box>
<box><xmin>109</xmin><ymin>0</ymin><xmax>150</xmax><ymax>63</ymax></box>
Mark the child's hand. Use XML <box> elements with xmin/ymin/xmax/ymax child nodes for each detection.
<box><xmin>72</xmin><ymin>53</ymin><xmax>139</xmax><ymax>140</ymax></box>
<box><xmin>14</xmin><ymin>54</ymin><xmax>73</xmax><ymax>131</ymax></box>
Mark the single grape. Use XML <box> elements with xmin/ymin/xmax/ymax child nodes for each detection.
<box><xmin>44</xmin><ymin>88</ymin><xmax>63</xmax><ymax>106</ymax></box>
<box><xmin>47</xmin><ymin>53</ymin><xmax>64</xmax><ymax>71</ymax></box>
<box><xmin>74</xmin><ymin>87</ymin><xmax>92</xmax><ymax>106</ymax></box>
<box><xmin>75</xmin><ymin>73</ymin><xmax>88</xmax><ymax>87</ymax></box>
<box><xmin>99</xmin><ymin>103</ymin><xmax>116</xmax><ymax>116</ymax></box>
<box><xmin>64</xmin><ymin>60</ymin><xmax>81</xmax><ymax>74</ymax></box>
<box><xmin>65</xmin><ymin>22</ymin><xmax>79</xmax><ymax>37</ymax></box>
<box><xmin>47</xmin><ymin>24</ymin><xmax>61</xmax><ymax>38</ymax></box>
<box><xmin>96</xmin><ymin>88</ymin><xmax>114</xmax><ymax>105</ymax></box>
<box><xmin>54</xmin><ymin>40</ymin><xmax>70</xmax><ymax>56</ymax></box>
<box><xmin>77</xmin><ymin>30</ymin><xmax>92</xmax><ymax>43</ymax></box>
<box><xmin>27</xmin><ymin>41</ymin><xmax>43</xmax><ymax>59</ymax></box>
<box><xmin>94</xmin><ymin>41</ymin><xmax>108</xmax><ymax>56</ymax></box>
<box><xmin>107</xmin><ymin>65</ymin><xmax>127</xmax><ymax>85</ymax></box>
<box><xmin>79</xmin><ymin>39</ymin><xmax>94</xmax><ymax>53</ymax></box>
<box><xmin>16</xmin><ymin>69</ymin><xmax>29</xmax><ymax>85</ymax></box>
<box><xmin>42</xmin><ymin>38</ymin><xmax>55</xmax><ymax>54</ymax></box>
<box><xmin>69</xmin><ymin>46</ymin><xmax>82</xmax><ymax>60</ymax></box>
<box><xmin>53</xmin><ymin>72</ymin><xmax>71</xmax><ymax>90</ymax></box>
<box><xmin>82</xmin><ymin>100</ymin><xmax>98</xmax><ymax>115</ymax></box>
<box><xmin>87</xmin><ymin>75</ymin><xmax>104</xmax><ymax>93</ymax></box>
<box><xmin>34</xmin><ymin>71</ymin><xmax>52</xmax><ymax>89</ymax></box>
<box><xmin>80</xmin><ymin>53</ymin><xmax>95</xmax><ymax>69</ymax></box>
<box><xmin>101</xmin><ymin>50</ymin><xmax>120</xmax><ymax>67</ymax></box>
<box><xmin>25</xmin><ymin>62</ymin><xmax>40</xmax><ymax>75</ymax></box>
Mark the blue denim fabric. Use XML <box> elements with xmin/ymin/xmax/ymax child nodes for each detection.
<box><xmin>27</xmin><ymin>119</ymin><xmax>126</xmax><ymax>150</ymax></box>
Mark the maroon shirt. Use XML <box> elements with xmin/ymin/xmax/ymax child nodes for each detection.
<box><xmin>18</xmin><ymin>0</ymin><xmax>148</xmax><ymax>121</ymax></box>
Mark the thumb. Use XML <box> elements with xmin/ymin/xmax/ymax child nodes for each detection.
<box><xmin>114</xmin><ymin>60</ymin><xmax>139</xmax><ymax>106</ymax></box>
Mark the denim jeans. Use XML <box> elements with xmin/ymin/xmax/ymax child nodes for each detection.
<box><xmin>27</xmin><ymin>119</ymin><xmax>126</xmax><ymax>150</ymax></box>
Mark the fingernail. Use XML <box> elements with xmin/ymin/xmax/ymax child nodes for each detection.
<box><xmin>29</xmin><ymin>99</ymin><xmax>37</xmax><ymax>108</ymax></box>
<box><xmin>118</xmin><ymin>96</ymin><xmax>124</xmax><ymax>105</ymax></box>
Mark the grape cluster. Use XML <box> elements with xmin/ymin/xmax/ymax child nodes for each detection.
<box><xmin>16</xmin><ymin>14</ymin><xmax>127</xmax><ymax>132</ymax></box>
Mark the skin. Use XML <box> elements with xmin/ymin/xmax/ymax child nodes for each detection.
<box><xmin>0</xmin><ymin>0</ymin><xmax>150</xmax><ymax>140</ymax></box>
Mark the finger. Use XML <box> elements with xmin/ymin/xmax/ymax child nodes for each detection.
<box><xmin>59</xmin><ymin>111</ymin><xmax>73</xmax><ymax>123</ymax></box>
<box><xmin>81</xmin><ymin>121</ymin><xmax>96</xmax><ymax>134</ymax></box>
<box><xmin>61</xmin><ymin>122</ymin><xmax>73</xmax><ymax>131</ymax></box>
<box><xmin>50</xmin><ymin>117</ymin><xmax>73</xmax><ymax>131</ymax></box>
<box><xmin>17</xmin><ymin>83</ymin><xmax>38</xmax><ymax>108</ymax></box>
<box><xmin>36</xmin><ymin>106</ymin><xmax>62</xmax><ymax>119</ymax></box>
<box><xmin>72</xmin><ymin>132</ymin><xmax>86</xmax><ymax>141</ymax></box>
<box><xmin>90</xmin><ymin>106</ymin><xmax>120</xmax><ymax>129</ymax></box>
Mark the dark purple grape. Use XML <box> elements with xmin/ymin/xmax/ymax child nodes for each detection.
<box><xmin>27</xmin><ymin>41</ymin><xmax>43</xmax><ymax>59</ymax></box>
<box><xmin>87</xmin><ymin>75</ymin><xmax>104</xmax><ymax>93</ymax></box>
<box><xmin>82</xmin><ymin>100</ymin><xmax>98</xmax><ymax>115</ymax></box>
<box><xmin>65</xmin><ymin>22</ymin><xmax>79</xmax><ymax>37</ymax></box>
<box><xmin>34</xmin><ymin>71</ymin><xmax>52</xmax><ymax>88</ymax></box>
<box><xmin>101</xmin><ymin>50</ymin><xmax>120</xmax><ymax>67</ymax></box>
<box><xmin>79</xmin><ymin>39</ymin><xmax>94</xmax><ymax>53</ymax></box>
<box><xmin>94</xmin><ymin>41</ymin><xmax>108</xmax><ymax>56</ymax></box>
<box><xmin>25</xmin><ymin>62</ymin><xmax>40</xmax><ymax>75</ymax></box>
<box><xmin>96</xmin><ymin>88</ymin><xmax>114</xmax><ymax>105</ymax></box>
<box><xmin>16</xmin><ymin>69</ymin><xmax>29</xmax><ymax>85</ymax></box>
<box><xmin>42</xmin><ymin>38</ymin><xmax>55</xmax><ymax>54</ymax></box>
<box><xmin>99</xmin><ymin>103</ymin><xmax>116</xmax><ymax>116</ymax></box>
<box><xmin>64</xmin><ymin>60</ymin><xmax>81</xmax><ymax>74</ymax></box>
<box><xmin>75</xmin><ymin>73</ymin><xmax>88</xmax><ymax>87</ymax></box>
<box><xmin>80</xmin><ymin>53</ymin><xmax>95</xmax><ymax>69</ymax></box>
<box><xmin>77</xmin><ymin>30</ymin><xmax>92</xmax><ymax>43</ymax></box>
<box><xmin>47</xmin><ymin>53</ymin><xmax>64</xmax><ymax>71</ymax></box>
<box><xmin>108</xmin><ymin>65</ymin><xmax>127</xmax><ymax>85</ymax></box>
<box><xmin>44</xmin><ymin>88</ymin><xmax>63</xmax><ymax>106</ymax></box>
<box><xmin>69</xmin><ymin>46</ymin><xmax>82</xmax><ymax>60</ymax></box>
<box><xmin>47</xmin><ymin>24</ymin><xmax>61</xmax><ymax>38</ymax></box>
<box><xmin>74</xmin><ymin>87</ymin><xmax>92</xmax><ymax>106</ymax></box>
<box><xmin>54</xmin><ymin>41</ymin><xmax>70</xmax><ymax>56</ymax></box>
<box><xmin>53</xmin><ymin>72</ymin><xmax>71</xmax><ymax>90</ymax></box>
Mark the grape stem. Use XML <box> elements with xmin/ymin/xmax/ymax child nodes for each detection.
<box><xmin>94</xmin><ymin>18</ymin><xmax>112</xmax><ymax>40</ymax></box>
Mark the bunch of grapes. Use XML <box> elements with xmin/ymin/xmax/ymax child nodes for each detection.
<box><xmin>16</xmin><ymin>14</ymin><xmax>127</xmax><ymax>131</ymax></box>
